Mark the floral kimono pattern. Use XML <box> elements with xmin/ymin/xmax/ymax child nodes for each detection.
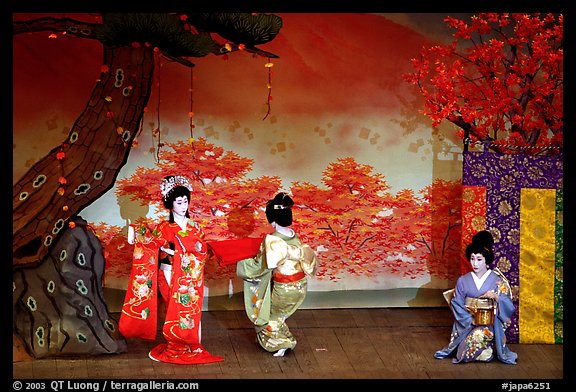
<box><xmin>118</xmin><ymin>224</ymin><xmax>164</xmax><ymax>340</ymax></box>
<box><xmin>119</xmin><ymin>220</ymin><xmax>223</xmax><ymax>365</ymax></box>
<box><xmin>434</xmin><ymin>268</ymin><xmax>518</xmax><ymax>365</ymax></box>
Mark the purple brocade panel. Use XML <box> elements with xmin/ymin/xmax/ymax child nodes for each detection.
<box><xmin>462</xmin><ymin>150</ymin><xmax>563</xmax><ymax>343</ymax></box>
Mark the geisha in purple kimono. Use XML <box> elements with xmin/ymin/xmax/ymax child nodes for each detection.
<box><xmin>435</xmin><ymin>235</ymin><xmax>517</xmax><ymax>365</ymax></box>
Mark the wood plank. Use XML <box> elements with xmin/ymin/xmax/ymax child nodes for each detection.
<box><xmin>514</xmin><ymin>360</ymin><xmax>563</xmax><ymax>378</ymax></box>
<box><xmin>290</xmin><ymin>327</ymin><xmax>322</xmax><ymax>374</ymax></box>
<box><xmin>150</xmin><ymin>360</ymin><xmax>176</xmax><ymax>377</ymax></box>
<box><xmin>305</xmin><ymin>327</ymin><xmax>352</xmax><ymax>372</ymax></box>
<box><xmin>392</xmin><ymin>307</ymin><xmax>437</xmax><ymax>327</ymax></box>
<box><xmin>84</xmin><ymin>358</ymin><xmax>114</xmax><ymax>379</ymax></box>
<box><xmin>349</xmin><ymin>308</ymin><xmax>377</xmax><ymax>327</ymax></box>
<box><xmin>122</xmin><ymin>337</ymin><xmax>155</xmax><ymax>360</ymax></box>
<box><xmin>528</xmin><ymin>344</ymin><xmax>564</xmax><ymax>367</ymax></box>
<box><xmin>418</xmin><ymin>328</ymin><xmax>453</xmax><ymax>369</ymax></box>
<box><xmin>273</xmin><ymin>329</ymin><xmax>305</xmax><ymax>375</ymax></box>
<box><xmin>114</xmin><ymin>357</ymin><xmax>158</xmax><ymax>378</ymax></box>
<box><xmin>540</xmin><ymin>344</ymin><xmax>564</xmax><ymax>371</ymax></box>
<box><xmin>54</xmin><ymin>358</ymin><xmax>88</xmax><ymax>378</ymax></box>
<box><xmin>12</xmin><ymin>362</ymin><xmax>34</xmax><ymax>378</ymax></box>
<box><xmin>289</xmin><ymin>309</ymin><xmax>319</xmax><ymax>328</ymax></box>
<box><xmin>202</xmin><ymin>310</ymin><xmax>243</xmax><ymax>330</ymax></box>
<box><xmin>418</xmin><ymin>307</ymin><xmax>451</xmax><ymax>326</ymax></box>
<box><xmin>395</xmin><ymin>329</ymin><xmax>436</xmax><ymax>373</ymax></box>
<box><xmin>30</xmin><ymin>359</ymin><xmax>58</xmax><ymax>378</ymax></box>
<box><xmin>227</xmin><ymin>329</ymin><xmax>269</xmax><ymax>374</ymax></box>
<box><xmin>365</xmin><ymin>327</ymin><xmax>413</xmax><ymax>372</ymax></box>
<box><xmin>254</xmin><ymin>346</ymin><xmax>284</xmax><ymax>376</ymax></box>
<box><xmin>426</xmin><ymin>369</ymin><xmax>483</xmax><ymax>379</ymax></box>
<box><xmin>312</xmin><ymin>308</ymin><xmax>358</xmax><ymax>328</ymax></box>
<box><xmin>201</xmin><ymin>328</ymin><xmax>239</xmax><ymax>373</ymax></box>
<box><xmin>334</xmin><ymin>327</ymin><xmax>385</xmax><ymax>371</ymax></box>
<box><xmin>365</xmin><ymin>307</ymin><xmax>395</xmax><ymax>327</ymax></box>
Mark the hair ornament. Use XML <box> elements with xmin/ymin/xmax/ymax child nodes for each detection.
<box><xmin>160</xmin><ymin>175</ymin><xmax>193</xmax><ymax>200</ymax></box>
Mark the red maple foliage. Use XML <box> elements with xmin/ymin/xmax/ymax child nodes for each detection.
<box><xmin>291</xmin><ymin>158</ymin><xmax>461</xmax><ymax>282</ymax></box>
<box><xmin>91</xmin><ymin>139</ymin><xmax>464</xmax><ymax>287</ymax></box>
<box><xmin>403</xmin><ymin>13</ymin><xmax>563</xmax><ymax>155</ymax></box>
<box><xmin>417</xmin><ymin>179</ymin><xmax>463</xmax><ymax>279</ymax></box>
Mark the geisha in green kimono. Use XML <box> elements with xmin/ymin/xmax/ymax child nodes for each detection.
<box><xmin>237</xmin><ymin>192</ymin><xmax>317</xmax><ymax>357</ymax></box>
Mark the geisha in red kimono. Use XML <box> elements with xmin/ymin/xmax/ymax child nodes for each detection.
<box><xmin>119</xmin><ymin>175</ymin><xmax>224</xmax><ymax>365</ymax></box>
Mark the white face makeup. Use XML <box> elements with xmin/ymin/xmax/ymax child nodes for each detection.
<box><xmin>172</xmin><ymin>196</ymin><xmax>189</xmax><ymax>218</ymax></box>
<box><xmin>470</xmin><ymin>252</ymin><xmax>488</xmax><ymax>277</ymax></box>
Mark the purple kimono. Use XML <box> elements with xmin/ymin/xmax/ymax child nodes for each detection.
<box><xmin>435</xmin><ymin>268</ymin><xmax>518</xmax><ymax>365</ymax></box>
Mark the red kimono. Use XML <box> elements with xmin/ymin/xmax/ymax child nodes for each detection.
<box><xmin>119</xmin><ymin>220</ymin><xmax>223</xmax><ymax>365</ymax></box>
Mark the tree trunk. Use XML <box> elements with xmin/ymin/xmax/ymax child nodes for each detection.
<box><xmin>13</xmin><ymin>44</ymin><xmax>155</xmax><ymax>268</ymax></box>
<box><xmin>13</xmin><ymin>217</ymin><xmax>128</xmax><ymax>358</ymax></box>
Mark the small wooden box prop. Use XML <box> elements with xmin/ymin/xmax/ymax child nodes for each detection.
<box><xmin>465</xmin><ymin>297</ymin><xmax>495</xmax><ymax>325</ymax></box>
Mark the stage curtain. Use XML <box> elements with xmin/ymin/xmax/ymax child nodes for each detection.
<box><xmin>461</xmin><ymin>150</ymin><xmax>563</xmax><ymax>344</ymax></box>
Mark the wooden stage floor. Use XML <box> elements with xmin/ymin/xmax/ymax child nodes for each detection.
<box><xmin>13</xmin><ymin>307</ymin><xmax>565</xmax><ymax>388</ymax></box>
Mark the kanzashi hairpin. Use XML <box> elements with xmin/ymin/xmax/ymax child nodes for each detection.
<box><xmin>160</xmin><ymin>175</ymin><xmax>193</xmax><ymax>199</ymax></box>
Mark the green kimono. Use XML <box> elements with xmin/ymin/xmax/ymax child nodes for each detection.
<box><xmin>237</xmin><ymin>232</ymin><xmax>317</xmax><ymax>353</ymax></box>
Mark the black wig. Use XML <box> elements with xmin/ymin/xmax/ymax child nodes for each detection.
<box><xmin>265</xmin><ymin>192</ymin><xmax>294</xmax><ymax>227</ymax></box>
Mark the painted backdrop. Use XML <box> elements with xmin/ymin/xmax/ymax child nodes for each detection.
<box><xmin>13</xmin><ymin>13</ymin><xmax>470</xmax><ymax>307</ymax></box>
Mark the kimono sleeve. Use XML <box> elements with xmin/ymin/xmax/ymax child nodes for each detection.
<box><xmin>236</xmin><ymin>240</ymin><xmax>268</xmax><ymax>279</ymax></box>
<box><xmin>450</xmin><ymin>276</ymin><xmax>475</xmax><ymax>330</ymax></box>
<box><xmin>118</xmin><ymin>228</ymin><xmax>164</xmax><ymax>340</ymax></box>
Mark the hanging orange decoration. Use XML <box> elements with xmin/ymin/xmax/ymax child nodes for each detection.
<box><xmin>68</xmin><ymin>222</ymin><xmax>76</xmax><ymax>229</ymax></box>
<box><xmin>263</xmin><ymin>58</ymin><xmax>274</xmax><ymax>120</ymax></box>
<box><xmin>56</xmin><ymin>151</ymin><xmax>65</xmax><ymax>160</ymax></box>
<box><xmin>58</xmin><ymin>177</ymin><xmax>67</xmax><ymax>184</ymax></box>
<box><xmin>189</xmin><ymin>68</ymin><xmax>195</xmax><ymax>150</ymax></box>
<box><xmin>152</xmin><ymin>50</ymin><xmax>163</xmax><ymax>163</ymax></box>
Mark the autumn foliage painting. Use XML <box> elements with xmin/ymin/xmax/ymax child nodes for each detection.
<box><xmin>91</xmin><ymin>138</ymin><xmax>463</xmax><ymax>292</ymax></box>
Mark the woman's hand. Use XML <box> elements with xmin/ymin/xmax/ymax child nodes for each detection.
<box><xmin>480</xmin><ymin>290</ymin><xmax>499</xmax><ymax>302</ymax></box>
<box><xmin>127</xmin><ymin>225</ymin><xmax>135</xmax><ymax>244</ymax></box>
